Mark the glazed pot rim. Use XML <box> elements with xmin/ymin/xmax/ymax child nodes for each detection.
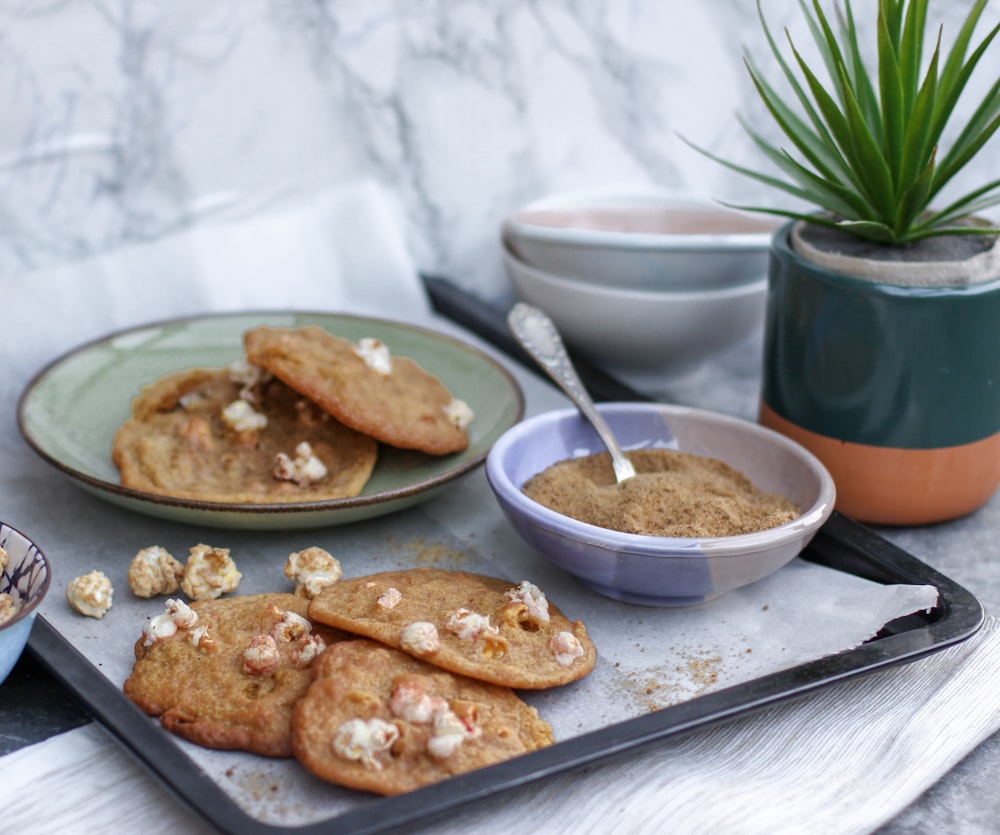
<box><xmin>772</xmin><ymin>221</ymin><xmax>1000</xmax><ymax>294</ymax></box>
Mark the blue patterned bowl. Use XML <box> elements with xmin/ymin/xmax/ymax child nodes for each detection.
<box><xmin>486</xmin><ymin>403</ymin><xmax>835</xmax><ymax>607</ymax></box>
<box><xmin>0</xmin><ymin>522</ymin><xmax>51</xmax><ymax>685</ymax></box>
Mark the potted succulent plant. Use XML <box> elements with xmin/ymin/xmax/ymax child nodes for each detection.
<box><xmin>691</xmin><ymin>0</ymin><xmax>1000</xmax><ymax>525</ymax></box>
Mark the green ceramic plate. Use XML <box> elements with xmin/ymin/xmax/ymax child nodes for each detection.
<box><xmin>17</xmin><ymin>311</ymin><xmax>524</xmax><ymax>530</ymax></box>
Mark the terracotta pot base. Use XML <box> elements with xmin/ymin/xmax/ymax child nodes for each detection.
<box><xmin>759</xmin><ymin>403</ymin><xmax>1000</xmax><ymax>526</ymax></box>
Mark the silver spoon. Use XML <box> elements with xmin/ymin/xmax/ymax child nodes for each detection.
<box><xmin>507</xmin><ymin>302</ymin><xmax>636</xmax><ymax>483</ymax></box>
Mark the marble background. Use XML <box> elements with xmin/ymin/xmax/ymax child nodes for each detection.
<box><xmin>2</xmin><ymin>0</ymin><xmax>996</xmax><ymax>302</ymax></box>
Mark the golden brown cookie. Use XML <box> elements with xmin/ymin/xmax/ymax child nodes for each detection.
<box><xmin>123</xmin><ymin>593</ymin><xmax>347</xmax><ymax>757</ymax></box>
<box><xmin>291</xmin><ymin>638</ymin><xmax>554</xmax><ymax>795</ymax></box>
<box><xmin>112</xmin><ymin>363</ymin><xmax>378</xmax><ymax>503</ymax></box>
<box><xmin>243</xmin><ymin>325</ymin><xmax>471</xmax><ymax>455</ymax></box>
<box><xmin>307</xmin><ymin>568</ymin><xmax>597</xmax><ymax>689</ymax></box>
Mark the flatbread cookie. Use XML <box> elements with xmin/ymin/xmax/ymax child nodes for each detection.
<box><xmin>291</xmin><ymin>638</ymin><xmax>554</xmax><ymax>795</ymax></box>
<box><xmin>243</xmin><ymin>325</ymin><xmax>471</xmax><ymax>455</ymax></box>
<box><xmin>123</xmin><ymin>593</ymin><xmax>347</xmax><ymax>757</ymax></box>
<box><xmin>112</xmin><ymin>363</ymin><xmax>378</xmax><ymax>503</ymax></box>
<box><xmin>307</xmin><ymin>568</ymin><xmax>597</xmax><ymax>689</ymax></box>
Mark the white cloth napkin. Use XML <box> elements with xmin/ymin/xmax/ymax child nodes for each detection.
<box><xmin>3</xmin><ymin>179</ymin><xmax>430</xmax><ymax>379</ymax></box>
<box><xmin>2</xmin><ymin>616</ymin><xmax>998</xmax><ymax>835</ymax></box>
<box><xmin>410</xmin><ymin>613</ymin><xmax>1000</xmax><ymax>835</ymax></box>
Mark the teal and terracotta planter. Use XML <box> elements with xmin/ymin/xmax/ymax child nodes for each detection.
<box><xmin>759</xmin><ymin>223</ymin><xmax>1000</xmax><ymax>525</ymax></box>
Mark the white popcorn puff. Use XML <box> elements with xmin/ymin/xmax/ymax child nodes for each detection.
<box><xmin>354</xmin><ymin>337</ymin><xmax>392</xmax><ymax>375</ymax></box>
<box><xmin>400</xmin><ymin>621</ymin><xmax>440</xmax><ymax>655</ymax></box>
<box><xmin>142</xmin><ymin>612</ymin><xmax>177</xmax><ymax>645</ymax></box>
<box><xmin>445</xmin><ymin>608</ymin><xmax>498</xmax><ymax>642</ymax></box>
<box><xmin>443</xmin><ymin>398</ymin><xmax>475</xmax><ymax>430</ymax></box>
<box><xmin>377</xmin><ymin>587</ymin><xmax>402</xmax><ymax>610</ymax></box>
<box><xmin>284</xmin><ymin>547</ymin><xmax>343</xmax><ymax>598</ymax></box>
<box><xmin>292</xmin><ymin>633</ymin><xmax>327</xmax><ymax>668</ymax></box>
<box><xmin>333</xmin><ymin>718</ymin><xmax>399</xmax><ymax>770</ymax></box>
<box><xmin>0</xmin><ymin>545</ymin><xmax>8</xmax><ymax>572</ymax></box>
<box><xmin>427</xmin><ymin>708</ymin><xmax>474</xmax><ymax>761</ymax></box>
<box><xmin>128</xmin><ymin>545</ymin><xmax>185</xmax><ymax>599</ymax></box>
<box><xmin>165</xmin><ymin>597</ymin><xmax>199</xmax><ymax>629</ymax></box>
<box><xmin>228</xmin><ymin>359</ymin><xmax>271</xmax><ymax>401</ymax></box>
<box><xmin>180</xmin><ymin>544</ymin><xmax>242</xmax><ymax>601</ymax></box>
<box><xmin>390</xmin><ymin>678</ymin><xmax>449</xmax><ymax>724</ymax></box>
<box><xmin>271</xmin><ymin>609</ymin><xmax>312</xmax><ymax>642</ymax></box>
<box><xmin>274</xmin><ymin>442</ymin><xmax>328</xmax><ymax>486</ymax></box>
<box><xmin>243</xmin><ymin>634</ymin><xmax>281</xmax><ymax>675</ymax></box>
<box><xmin>221</xmin><ymin>399</ymin><xmax>268</xmax><ymax>433</ymax></box>
<box><xmin>66</xmin><ymin>570</ymin><xmax>114</xmax><ymax>619</ymax></box>
<box><xmin>504</xmin><ymin>580</ymin><xmax>550</xmax><ymax>625</ymax></box>
<box><xmin>550</xmin><ymin>631</ymin><xmax>585</xmax><ymax>666</ymax></box>
<box><xmin>142</xmin><ymin>598</ymin><xmax>198</xmax><ymax>646</ymax></box>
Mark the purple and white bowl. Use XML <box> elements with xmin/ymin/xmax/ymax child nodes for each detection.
<box><xmin>486</xmin><ymin>402</ymin><xmax>835</xmax><ymax>607</ymax></box>
<box><xmin>0</xmin><ymin>522</ymin><xmax>51</xmax><ymax>685</ymax></box>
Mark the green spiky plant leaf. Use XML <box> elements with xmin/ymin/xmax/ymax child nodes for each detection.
<box><xmin>687</xmin><ymin>0</ymin><xmax>1000</xmax><ymax>244</ymax></box>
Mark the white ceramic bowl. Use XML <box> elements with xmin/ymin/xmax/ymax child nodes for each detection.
<box><xmin>502</xmin><ymin>243</ymin><xmax>767</xmax><ymax>377</ymax></box>
<box><xmin>486</xmin><ymin>402</ymin><xmax>836</xmax><ymax>607</ymax></box>
<box><xmin>502</xmin><ymin>186</ymin><xmax>779</xmax><ymax>291</ymax></box>
<box><xmin>0</xmin><ymin>521</ymin><xmax>51</xmax><ymax>685</ymax></box>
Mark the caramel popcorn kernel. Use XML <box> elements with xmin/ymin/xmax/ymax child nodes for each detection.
<box><xmin>181</xmin><ymin>544</ymin><xmax>241</xmax><ymax>601</ymax></box>
<box><xmin>66</xmin><ymin>570</ymin><xmax>114</xmax><ymax>619</ymax></box>
<box><xmin>128</xmin><ymin>545</ymin><xmax>184</xmax><ymax>598</ymax></box>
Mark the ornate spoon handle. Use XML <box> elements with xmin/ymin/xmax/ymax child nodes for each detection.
<box><xmin>507</xmin><ymin>302</ymin><xmax>636</xmax><ymax>483</ymax></box>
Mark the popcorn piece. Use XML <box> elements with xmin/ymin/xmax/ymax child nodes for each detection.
<box><xmin>128</xmin><ymin>545</ymin><xmax>185</xmax><ymax>599</ymax></box>
<box><xmin>388</xmin><ymin>676</ymin><xmax>480</xmax><ymax>761</ymax></box>
<box><xmin>550</xmin><ymin>630</ymin><xmax>585</xmax><ymax>667</ymax></box>
<box><xmin>274</xmin><ymin>442</ymin><xmax>328</xmax><ymax>486</ymax></box>
<box><xmin>142</xmin><ymin>598</ymin><xmax>198</xmax><ymax>646</ymax></box>
<box><xmin>228</xmin><ymin>359</ymin><xmax>271</xmax><ymax>401</ymax></box>
<box><xmin>291</xmin><ymin>633</ymin><xmax>327</xmax><ymax>668</ymax></box>
<box><xmin>400</xmin><ymin>621</ymin><xmax>440</xmax><ymax>656</ymax></box>
<box><xmin>166</xmin><ymin>597</ymin><xmax>199</xmax><ymax>629</ymax></box>
<box><xmin>271</xmin><ymin>609</ymin><xmax>312</xmax><ymax>643</ymax></box>
<box><xmin>377</xmin><ymin>587</ymin><xmax>402</xmax><ymax>610</ymax></box>
<box><xmin>333</xmin><ymin>718</ymin><xmax>399</xmax><ymax>770</ymax></box>
<box><xmin>284</xmin><ymin>547</ymin><xmax>342</xmax><ymax>598</ymax></box>
<box><xmin>354</xmin><ymin>338</ymin><xmax>392</xmax><ymax>375</ymax></box>
<box><xmin>181</xmin><ymin>544</ymin><xmax>242</xmax><ymax>601</ymax></box>
<box><xmin>427</xmin><ymin>707</ymin><xmax>475</xmax><ymax>760</ymax></box>
<box><xmin>0</xmin><ymin>547</ymin><xmax>17</xmax><ymax>625</ymax></box>
<box><xmin>66</xmin><ymin>570</ymin><xmax>114</xmax><ymax>619</ymax></box>
<box><xmin>0</xmin><ymin>593</ymin><xmax>20</xmax><ymax>625</ymax></box>
<box><xmin>503</xmin><ymin>580</ymin><xmax>550</xmax><ymax>625</ymax></box>
<box><xmin>221</xmin><ymin>399</ymin><xmax>268</xmax><ymax>433</ymax></box>
<box><xmin>243</xmin><ymin>634</ymin><xmax>281</xmax><ymax>675</ymax></box>
<box><xmin>445</xmin><ymin>608</ymin><xmax>499</xmax><ymax>642</ymax></box>
<box><xmin>443</xmin><ymin>398</ymin><xmax>475</xmax><ymax>430</ymax></box>
<box><xmin>390</xmin><ymin>676</ymin><xmax>448</xmax><ymax>724</ymax></box>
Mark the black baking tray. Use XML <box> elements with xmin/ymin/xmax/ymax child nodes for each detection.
<box><xmin>25</xmin><ymin>277</ymin><xmax>985</xmax><ymax>835</ymax></box>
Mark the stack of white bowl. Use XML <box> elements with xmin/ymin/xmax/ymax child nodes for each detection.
<box><xmin>501</xmin><ymin>185</ymin><xmax>780</xmax><ymax>380</ymax></box>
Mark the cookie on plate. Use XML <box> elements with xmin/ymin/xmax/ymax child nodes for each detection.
<box><xmin>291</xmin><ymin>638</ymin><xmax>554</xmax><ymax>795</ymax></box>
<box><xmin>123</xmin><ymin>592</ymin><xmax>347</xmax><ymax>757</ymax></box>
<box><xmin>307</xmin><ymin>568</ymin><xmax>597</xmax><ymax>689</ymax></box>
<box><xmin>112</xmin><ymin>363</ymin><xmax>378</xmax><ymax>503</ymax></box>
<box><xmin>243</xmin><ymin>325</ymin><xmax>472</xmax><ymax>456</ymax></box>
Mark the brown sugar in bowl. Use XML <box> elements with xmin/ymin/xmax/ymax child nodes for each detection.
<box><xmin>485</xmin><ymin>402</ymin><xmax>835</xmax><ymax>607</ymax></box>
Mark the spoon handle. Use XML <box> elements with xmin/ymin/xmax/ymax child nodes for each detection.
<box><xmin>507</xmin><ymin>302</ymin><xmax>636</xmax><ymax>483</ymax></box>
